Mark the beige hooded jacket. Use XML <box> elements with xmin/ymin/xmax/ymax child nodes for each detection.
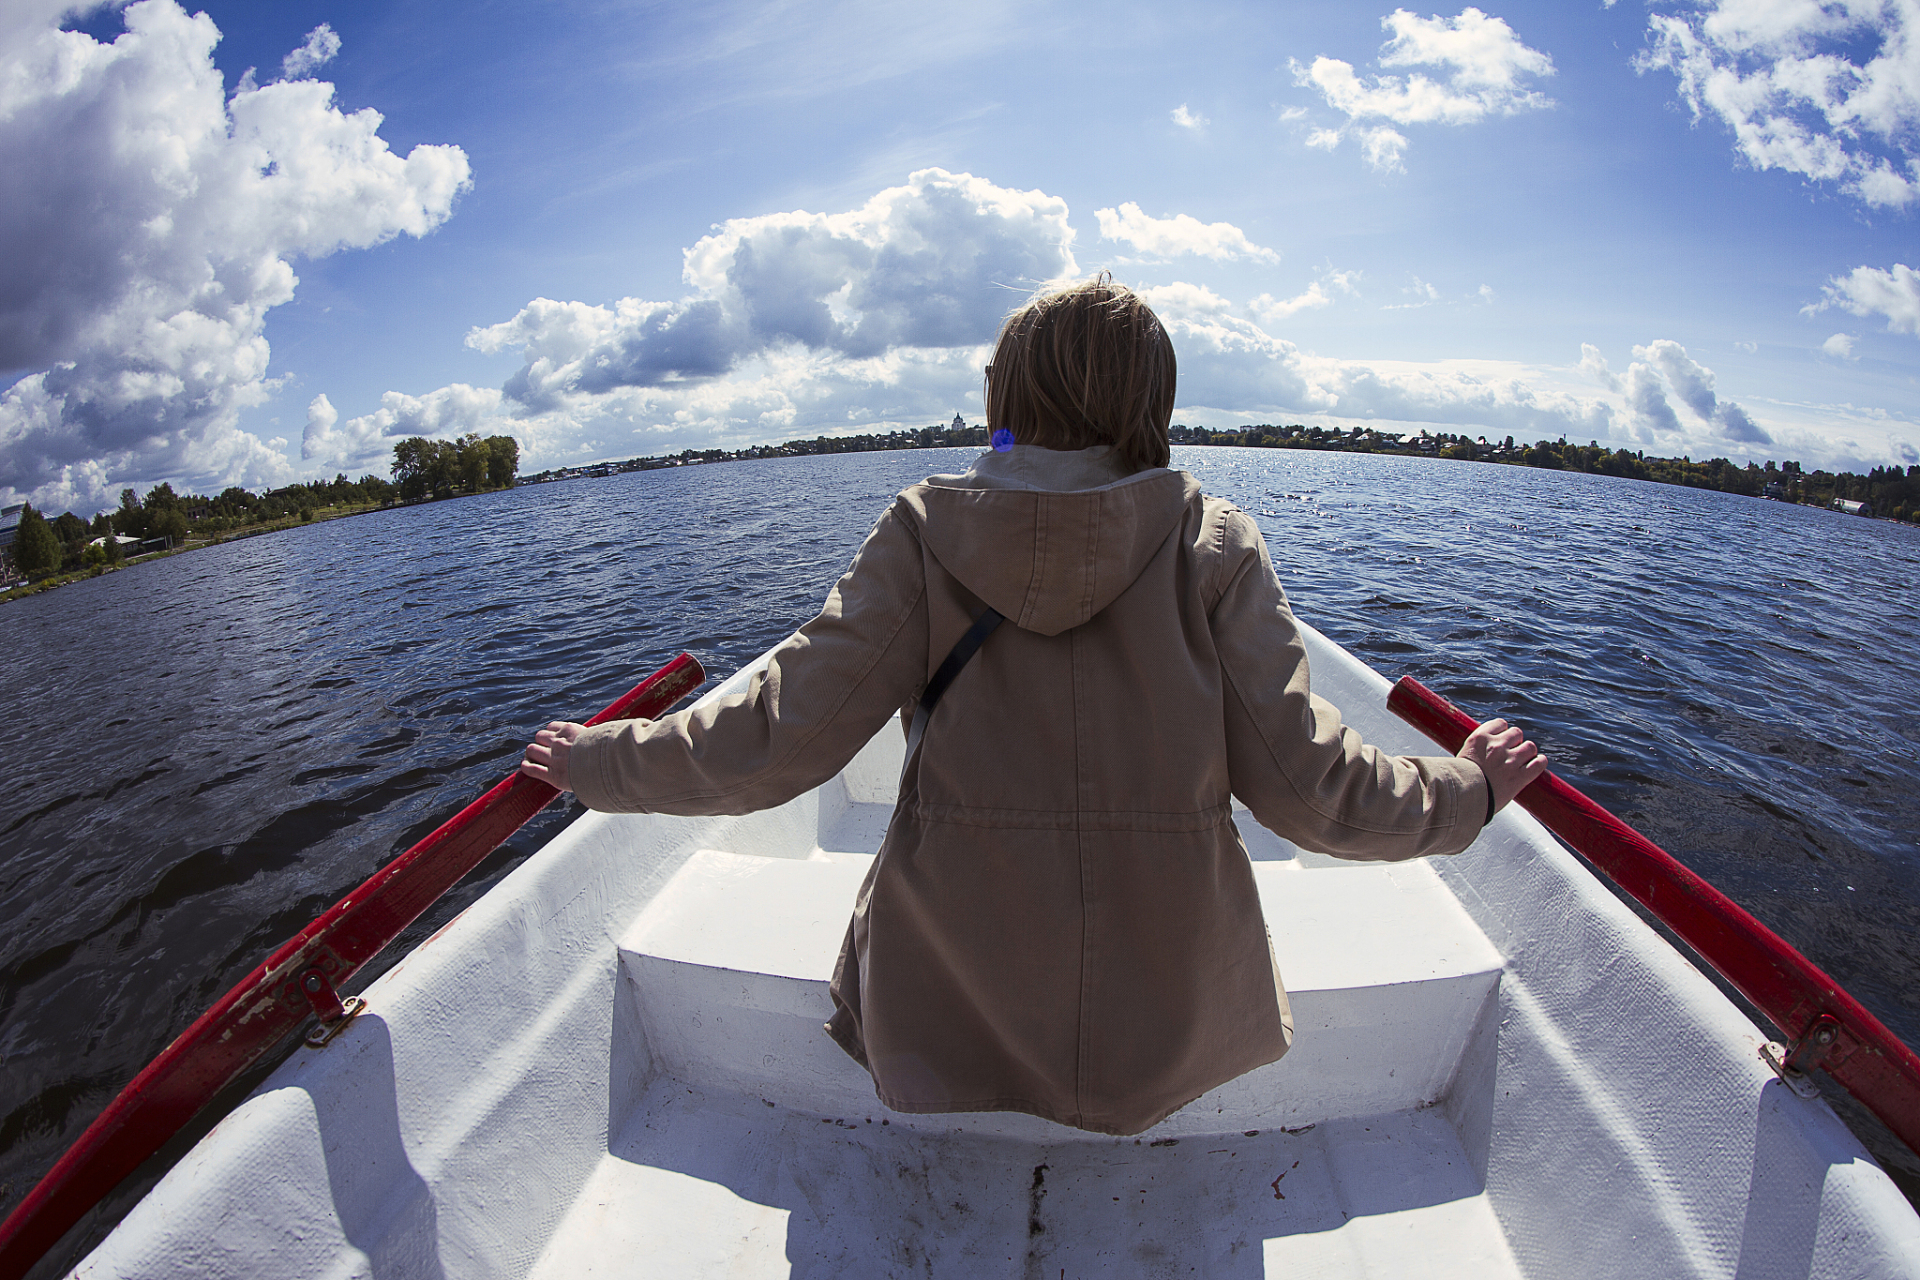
<box><xmin>569</xmin><ymin>445</ymin><xmax>1490</xmax><ymax>1135</ymax></box>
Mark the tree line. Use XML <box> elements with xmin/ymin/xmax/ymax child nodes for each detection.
<box><xmin>1166</xmin><ymin>423</ymin><xmax>1920</xmax><ymax>524</ymax></box>
<box><xmin>521</xmin><ymin>420</ymin><xmax>992</xmax><ymax>482</ymax></box>
<box><xmin>391</xmin><ymin>434</ymin><xmax>519</xmax><ymax>500</ymax></box>
<box><xmin>530</xmin><ymin>416</ymin><xmax>1916</xmax><ymax>526</ymax></box>
<box><xmin>5</xmin><ymin>433</ymin><xmax>520</xmax><ymax>584</ymax></box>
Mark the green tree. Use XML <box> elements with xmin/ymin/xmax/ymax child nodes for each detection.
<box><xmin>52</xmin><ymin>511</ymin><xmax>89</xmax><ymax>567</ymax></box>
<box><xmin>143</xmin><ymin>482</ymin><xmax>180</xmax><ymax>516</ymax></box>
<box><xmin>392</xmin><ymin>438</ymin><xmax>432</xmax><ymax>500</ymax></box>
<box><xmin>484</xmin><ymin>435</ymin><xmax>519</xmax><ymax>488</ymax></box>
<box><xmin>214</xmin><ymin>487</ymin><xmax>258</xmax><ymax>520</ymax></box>
<box><xmin>429</xmin><ymin>440</ymin><xmax>460</xmax><ymax>497</ymax></box>
<box><xmin>151</xmin><ymin>507</ymin><xmax>189</xmax><ymax>546</ymax></box>
<box><xmin>393</xmin><ymin>436</ymin><xmax>464</xmax><ymax>500</ymax></box>
<box><xmin>114</xmin><ymin>487</ymin><xmax>149</xmax><ymax>537</ymax></box>
<box><xmin>13</xmin><ymin>503</ymin><xmax>60</xmax><ymax>575</ymax></box>
<box><xmin>457</xmin><ymin>433</ymin><xmax>491</xmax><ymax>492</ymax></box>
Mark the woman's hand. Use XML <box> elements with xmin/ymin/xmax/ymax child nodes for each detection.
<box><xmin>1459</xmin><ymin>717</ymin><xmax>1548</xmax><ymax>815</ymax></box>
<box><xmin>520</xmin><ymin>721</ymin><xmax>585</xmax><ymax>792</ymax></box>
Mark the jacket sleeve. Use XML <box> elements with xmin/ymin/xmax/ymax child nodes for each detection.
<box><xmin>567</xmin><ymin>503</ymin><xmax>931</xmax><ymax>815</ymax></box>
<box><xmin>1212</xmin><ymin>508</ymin><xmax>1489</xmax><ymax>860</ymax></box>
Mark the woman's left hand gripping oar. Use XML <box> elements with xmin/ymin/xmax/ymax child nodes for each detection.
<box><xmin>521</xmin><ymin>721</ymin><xmax>585</xmax><ymax>792</ymax></box>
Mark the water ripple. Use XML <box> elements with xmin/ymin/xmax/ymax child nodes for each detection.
<box><xmin>1</xmin><ymin>446</ymin><xmax>1917</xmax><ymax>1257</ymax></box>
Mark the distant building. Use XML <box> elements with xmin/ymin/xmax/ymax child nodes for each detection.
<box><xmin>1833</xmin><ymin>498</ymin><xmax>1873</xmax><ymax>517</ymax></box>
<box><xmin>0</xmin><ymin>503</ymin><xmax>21</xmax><ymax>582</ymax></box>
<box><xmin>952</xmin><ymin>414</ymin><xmax>966</xmax><ymax>431</ymax></box>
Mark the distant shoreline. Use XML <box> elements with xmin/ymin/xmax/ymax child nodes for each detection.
<box><xmin>523</xmin><ymin>420</ymin><xmax>1919</xmax><ymax>526</ymax></box>
<box><xmin>9</xmin><ymin>423</ymin><xmax>1911</xmax><ymax>605</ymax></box>
<box><xmin>0</xmin><ymin>487</ymin><xmax>500</xmax><ymax>604</ymax></box>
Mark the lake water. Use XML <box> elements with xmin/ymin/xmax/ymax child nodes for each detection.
<box><xmin>3</xmin><ymin>446</ymin><xmax>1918</xmax><ymax>1269</ymax></box>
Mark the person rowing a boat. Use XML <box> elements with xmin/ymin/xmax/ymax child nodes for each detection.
<box><xmin>520</xmin><ymin>274</ymin><xmax>1547</xmax><ymax>1136</ymax></box>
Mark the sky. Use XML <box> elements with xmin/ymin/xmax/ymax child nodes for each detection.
<box><xmin>3</xmin><ymin>0</ymin><xmax>1918</xmax><ymax>514</ymax></box>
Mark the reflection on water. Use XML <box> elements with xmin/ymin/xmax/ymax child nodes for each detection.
<box><xmin>1</xmin><ymin>446</ymin><xmax>1917</xmax><ymax>1265</ymax></box>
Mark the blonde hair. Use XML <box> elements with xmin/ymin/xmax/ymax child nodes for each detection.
<box><xmin>984</xmin><ymin>274</ymin><xmax>1175</xmax><ymax>473</ymax></box>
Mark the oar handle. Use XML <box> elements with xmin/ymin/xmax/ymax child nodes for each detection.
<box><xmin>0</xmin><ymin>653</ymin><xmax>706</xmax><ymax>1280</ymax></box>
<box><xmin>1388</xmin><ymin>675</ymin><xmax>1920</xmax><ymax>1160</ymax></box>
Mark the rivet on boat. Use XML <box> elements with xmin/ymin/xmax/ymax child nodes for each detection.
<box><xmin>299</xmin><ymin>968</ymin><xmax>364</xmax><ymax>1049</ymax></box>
<box><xmin>1762</xmin><ymin>1014</ymin><xmax>1844</xmax><ymax>1099</ymax></box>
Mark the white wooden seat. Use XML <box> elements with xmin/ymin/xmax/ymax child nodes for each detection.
<box><xmin>615</xmin><ymin>846</ymin><xmax>1502</xmax><ymax>1137</ymax></box>
<box><xmin>546</xmin><ymin>850</ymin><xmax>1518</xmax><ymax>1279</ymax></box>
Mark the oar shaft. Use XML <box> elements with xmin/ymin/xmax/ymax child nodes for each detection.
<box><xmin>1388</xmin><ymin>675</ymin><xmax>1920</xmax><ymax>1161</ymax></box>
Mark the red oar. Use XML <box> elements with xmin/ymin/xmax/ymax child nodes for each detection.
<box><xmin>1389</xmin><ymin>674</ymin><xmax>1920</xmax><ymax>1160</ymax></box>
<box><xmin>0</xmin><ymin>652</ymin><xmax>705</xmax><ymax>1280</ymax></box>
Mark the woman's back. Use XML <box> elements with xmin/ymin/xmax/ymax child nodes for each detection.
<box><xmin>534</xmin><ymin>274</ymin><xmax>1528</xmax><ymax>1138</ymax></box>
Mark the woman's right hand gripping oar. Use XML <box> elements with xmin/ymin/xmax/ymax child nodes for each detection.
<box><xmin>1459</xmin><ymin>717</ymin><xmax>1549</xmax><ymax>816</ymax></box>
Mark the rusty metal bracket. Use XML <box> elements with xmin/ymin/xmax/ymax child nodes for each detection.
<box><xmin>299</xmin><ymin>967</ymin><xmax>365</xmax><ymax>1049</ymax></box>
<box><xmin>1762</xmin><ymin>1015</ymin><xmax>1843</xmax><ymax>1099</ymax></box>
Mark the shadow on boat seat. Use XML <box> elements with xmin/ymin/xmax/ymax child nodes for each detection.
<box><xmin>306</xmin><ymin>1017</ymin><xmax>448</xmax><ymax>1280</ymax></box>
<box><xmin>538</xmin><ymin>1087</ymin><xmax>1513</xmax><ymax>1279</ymax></box>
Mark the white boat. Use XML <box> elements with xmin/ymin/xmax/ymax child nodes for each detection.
<box><xmin>65</xmin><ymin>621</ymin><xmax>1920</xmax><ymax>1278</ymax></box>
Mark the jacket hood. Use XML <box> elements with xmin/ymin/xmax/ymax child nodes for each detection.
<box><xmin>898</xmin><ymin>446</ymin><xmax>1201</xmax><ymax>636</ymax></box>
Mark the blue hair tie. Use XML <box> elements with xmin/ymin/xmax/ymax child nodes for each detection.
<box><xmin>991</xmin><ymin>428</ymin><xmax>1014</xmax><ymax>452</ymax></box>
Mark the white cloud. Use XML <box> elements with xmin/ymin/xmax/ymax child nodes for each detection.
<box><xmin>1136</xmin><ymin>281</ymin><xmax>1236</xmax><ymax>313</ymax></box>
<box><xmin>1573</xmin><ymin>341</ymin><xmax>1796</xmax><ymax>452</ymax></box>
<box><xmin>1171</xmin><ymin>103</ymin><xmax>1207</xmax><ymax>131</ymax></box>
<box><xmin>1251</xmin><ymin>268</ymin><xmax>1361</xmax><ymax>321</ymax></box>
<box><xmin>0</xmin><ymin>0</ymin><xmax>469</xmax><ymax>511</ymax></box>
<box><xmin>305</xmin><ymin>384</ymin><xmax>506</xmax><ymax>471</ymax></box>
<box><xmin>1130</xmin><ymin>286</ymin><xmax>1618</xmax><ymax>443</ymax></box>
<box><xmin>349</xmin><ymin>165</ymin><xmax>1908</xmax><ymax>474</ymax></box>
<box><xmin>1812</xmin><ymin>262</ymin><xmax>1920</xmax><ymax>334</ymax></box>
<box><xmin>1580</xmin><ymin>342</ymin><xmax>1623</xmax><ymax>391</ymax></box>
<box><xmin>1094</xmin><ymin>202</ymin><xmax>1279</xmax><ymax>263</ymax></box>
<box><xmin>402</xmin><ymin>255</ymin><xmax>1630</xmax><ymax>471</ymax></box>
<box><xmin>1293</xmin><ymin>7</ymin><xmax>1554</xmax><ymax>169</ymax></box>
<box><xmin>1625</xmin><ymin>339</ymin><xmax>1771</xmax><ymax>444</ymax></box>
<box><xmin>1252</xmin><ymin>283</ymin><xmax>1333</xmax><ymax>321</ymax></box>
<box><xmin>280</xmin><ymin>23</ymin><xmax>339</xmax><ymax>80</ymax></box>
<box><xmin>1381</xmin><ymin>275</ymin><xmax>1445</xmax><ymax>310</ymax></box>
<box><xmin>1624</xmin><ymin>361</ymin><xmax>1685</xmax><ymax>440</ymax></box>
<box><xmin>1637</xmin><ymin>1</ymin><xmax>1920</xmax><ymax>207</ymax></box>
<box><xmin>409</xmin><ymin>169</ymin><xmax>1077</xmax><ymax>466</ymax></box>
<box><xmin>472</xmin><ymin>169</ymin><xmax>1074</xmax><ymax>409</ymax></box>
<box><xmin>1358</xmin><ymin>125</ymin><xmax>1411</xmax><ymax>172</ymax></box>
<box><xmin>1638</xmin><ymin>338</ymin><xmax>1718</xmax><ymax>420</ymax></box>
<box><xmin>1821</xmin><ymin>332</ymin><xmax>1858</xmax><ymax>360</ymax></box>
<box><xmin>300</xmin><ymin>393</ymin><xmax>340</xmax><ymax>459</ymax></box>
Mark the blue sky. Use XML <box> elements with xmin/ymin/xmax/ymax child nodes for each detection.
<box><xmin>4</xmin><ymin>0</ymin><xmax>1917</xmax><ymax>512</ymax></box>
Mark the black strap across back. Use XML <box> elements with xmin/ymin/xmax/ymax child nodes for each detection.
<box><xmin>901</xmin><ymin>606</ymin><xmax>1004</xmax><ymax>776</ymax></box>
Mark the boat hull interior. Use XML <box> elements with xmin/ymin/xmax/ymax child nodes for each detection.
<box><xmin>73</xmin><ymin>624</ymin><xmax>1920</xmax><ymax>1279</ymax></box>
